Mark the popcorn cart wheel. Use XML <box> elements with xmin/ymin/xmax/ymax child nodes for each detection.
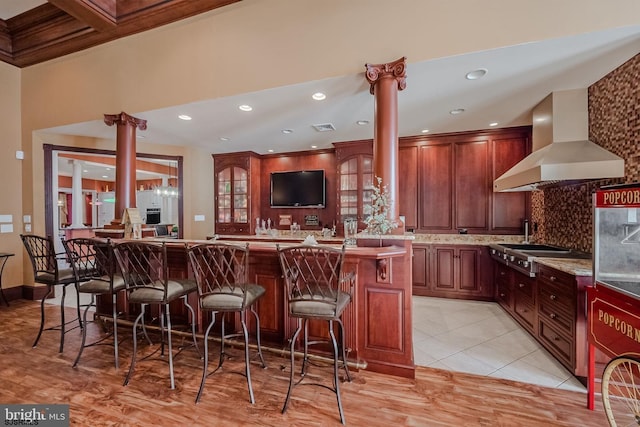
<box><xmin>601</xmin><ymin>354</ymin><xmax>640</xmax><ymax>426</ymax></box>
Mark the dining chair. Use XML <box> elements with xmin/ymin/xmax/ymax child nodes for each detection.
<box><xmin>113</xmin><ymin>240</ymin><xmax>199</xmax><ymax>389</ymax></box>
<box><xmin>20</xmin><ymin>234</ymin><xmax>82</xmax><ymax>353</ymax></box>
<box><xmin>277</xmin><ymin>243</ymin><xmax>354</xmax><ymax>425</ymax></box>
<box><xmin>187</xmin><ymin>241</ymin><xmax>266</xmax><ymax>404</ymax></box>
<box><xmin>62</xmin><ymin>237</ymin><xmax>125</xmax><ymax>368</ymax></box>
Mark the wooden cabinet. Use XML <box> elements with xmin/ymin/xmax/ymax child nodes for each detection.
<box><xmin>412</xmin><ymin>244</ymin><xmax>493</xmax><ymax>300</ymax></box>
<box><xmin>334</xmin><ymin>141</ymin><xmax>373</xmax><ymax>232</ymax></box>
<box><xmin>491</xmin><ymin>134</ymin><xmax>530</xmax><ymax>233</ymax></box>
<box><xmin>537</xmin><ymin>265</ymin><xmax>590</xmax><ymax>378</ymax></box>
<box><xmin>512</xmin><ymin>271</ymin><xmax>537</xmax><ymax>333</ymax></box>
<box><xmin>213</xmin><ymin>152</ymin><xmax>261</xmax><ymax>235</ymax></box>
<box><xmin>494</xmin><ymin>261</ymin><xmax>590</xmax><ymax>380</ymax></box>
<box><xmin>401</xmin><ymin>127</ymin><xmax>530</xmax><ymax>234</ymax></box>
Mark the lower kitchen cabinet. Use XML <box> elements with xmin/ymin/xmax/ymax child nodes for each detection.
<box><xmin>412</xmin><ymin>244</ymin><xmax>494</xmax><ymax>300</ymax></box>
<box><xmin>493</xmin><ymin>260</ymin><xmax>591</xmax><ymax>380</ymax></box>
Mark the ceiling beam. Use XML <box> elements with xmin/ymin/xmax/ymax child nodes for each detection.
<box><xmin>47</xmin><ymin>0</ymin><xmax>117</xmax><ymax>33</ymax></box>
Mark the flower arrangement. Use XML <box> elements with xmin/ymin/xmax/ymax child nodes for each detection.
<box><xmin>364</xmin><ymin>176</ymin><xmax>398</xmax><ymax>235</ymax></box>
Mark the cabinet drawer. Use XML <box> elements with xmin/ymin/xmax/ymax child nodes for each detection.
<box><xmin>496</xmin><ymin>281</ymin><xmax>511</xmax><ymax>308</ymax></box>
<box><xmin>539</xmin><ymin>320</ymin><xmax>573</xmax><ymax>369</ymax></box>
<box><xmin>514</xmin><ymin>294</ymin><xmax>536</xmax><ymax>331</ymax></box>
<box><xmin>539</xmin><ymin>284</ymin><xmax>573</xmax><ymax>316</ymax></box>
<box><xmin>538</xmin><ymin>266</ymin><xmax>575</xmax><ymax>295</ymax></box>
<box><xmin>538</xmin><ymin>291</ymin><xmax>574</xmax><ymax>336</ymax></box>
<box><xmin>513</xmin><ymin>273</ymin><xmax>535</xmax><ymax>299</ymax></box>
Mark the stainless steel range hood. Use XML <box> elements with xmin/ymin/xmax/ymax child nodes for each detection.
<box><xmin>493</xmin><ymin>89</ymin><xmax>624</xmax><ymax>192</ymax></box>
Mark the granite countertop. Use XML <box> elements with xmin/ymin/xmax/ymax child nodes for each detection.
<box><xmin>534</xmin><ymin>257</ymin><xmax>593</xmax><ymax>277</ymax></box>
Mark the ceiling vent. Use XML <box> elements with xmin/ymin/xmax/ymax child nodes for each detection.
<box><xmin>312</xmin><ymin>123</ymin><xmax>336</xmax><ymax>132</ymax></box>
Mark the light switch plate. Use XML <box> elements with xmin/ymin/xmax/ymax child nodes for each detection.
<box><xmin>0</xmin><ymin>224</ymin><xmax>13</xmax><ymax>233</ymax></box>
<box><xmin>194</xmin><ymin>215</ymin><xmax>205</xmax><ymax>222</ymax></box>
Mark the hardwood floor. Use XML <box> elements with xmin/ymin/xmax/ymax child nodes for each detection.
<box><xmin>0</xmin><ymin>300</ymin><xmax>607</xmax><ymax>426</ymax></box>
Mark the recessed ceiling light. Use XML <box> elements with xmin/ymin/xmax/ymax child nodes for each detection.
<box><xmin>535</xmin><ymin>117</ymin><xmax>547</xmax><ymax>122</ymax></box>
<box><xmin>102</xmin><ymin>175</ymin><xmax>108</xmax><ymax>178</ymax></box>
<box><xmin>267</xmin><ymin>149</ymin><xmax>274</xmax><ymax>153</ymax></box>
<box><xmin>83</xmin><ymin>169</ymin><xmax>88</xmax><ymax>173</ymax></box>
<box><xmin>312</xmin><ymin>92</ymin><xmax>326</xmax><ymax>101</ymax></box>
<box><xmin>220</xmin><ymin>137</ymin><xmax>230</xmax><ymax>141</ymax></box>
<box><xmin>105</xmin><ymin>168</ymin><xmax>111</xmax><ymax>171</ymax></box>
<box><xmin>178</xmin><ymin>114</ymin><xmax>192</xmax><ymax>120</ymax></box>
<box><xmin>489</xmin><ymin>122</ymin><xmax>499</xmax><ymax>127</ymax></box>
<box><xmin>421</xmin><ymin>129</ymin><xmax>430</xmax><ymax>133</ymax></box>
<box><xmin>137</xmin><ymin>135</ymin><xmax>146</xmax><ymax>139</ymax></box>
<box><xmin>356</xmin><ymin>120</ymin><xmax>369</xmax><ymax>125</ymax></box>
<box><xmin>311</xmin><ymin>145</ymin><xmax>318</xmax><ymax>149</ymax></box>
<box><xmin>238</xmin><ymin>104</ymin><xmax>253</xmax><ymax>112</ymax></box>
<box><xmin>450</xmin><ymin>108</ymin><xmax>465</xmax><ymax>115</ymax></box>
<box><xmin>465</xmin><ymin>68</ymin><xmax>488</xmax><ymax>80</ymax></box>
<box><xmin>282</xmin><ymin>129</ymin><xmax>293</xmax><ymax>134</ymax></box>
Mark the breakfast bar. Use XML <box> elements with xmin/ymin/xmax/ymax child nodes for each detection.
<box><xmin>97</xmin><ymin>236</ymin><xmax>416</xmax><ymax>379</ymax></box>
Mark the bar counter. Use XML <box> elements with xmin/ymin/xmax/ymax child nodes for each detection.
<box><xmin>98</xmin><ymin>236</ymin><xmax>415</xmax><ymax>378</ymax></box>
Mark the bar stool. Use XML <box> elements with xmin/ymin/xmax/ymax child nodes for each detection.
<box><xmin>113</xmin><ymin>241</ymin><xmax>199</xmax><ymax>389</ymax></box>
<box><xmin>277</xmin><ymin>243</ymin><xmax>354</xmax><ymax>425</ymax></box>
<box><xmin>62</xmin><ymin>237</ymin><xmax>125</xmax><ymax>368</ymax></box>
<box><xmin>187</xmin><ymin>241</ymin><xmax>266</xmax><ymax>404</ymax></box>
<box><xmin>20</xmin><ymin>234</ymin><xmax>82</xmax><ymax>352</ymax></box>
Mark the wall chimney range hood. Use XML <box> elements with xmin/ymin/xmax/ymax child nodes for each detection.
<box><xmin>493</xmin><ymin>89</ymin><xmax>624</xmax><ymax>192</ymax></box>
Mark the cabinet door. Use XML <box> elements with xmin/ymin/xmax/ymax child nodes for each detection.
<box><xmin>419</xmin><ymin>144</ymin><xmax>453</xmax><ymax>231</ymax></box>
<box><xmin>215</xmin><ymin>163</ymin><xmax>251</xmax><ymax>234</ymax></box>
<box><xmin>458</xmin><ymin>247</ymin><xmax>481</xmax><ymax>292</ymax></box>
<box><xmin>491</xmin><ymin>135</ymin><xmax>529</xmax><ymax>232</ymax></box>
<box><xmin>412</xmin><ymin>244</ymin><xmax>430</xmax><ymax>295</ymax></box>
<box><xmin>433</xmin><ymin>246</ymin><xmax>455</xmax><ymax>291</ymax></box>
<box><xmin>455</xmin><ymin>140</ymin><xmax>489</xmax><ymax>231</ymax></box>
<box><xmin>399</xmin><ymin>146</ymin><xmax>418</xmax><ymax>230</ymax></box>
<box><xmin>337</xmin><ymin>154</ymin><xmax>373</xmax><ymax>231</ymax></box>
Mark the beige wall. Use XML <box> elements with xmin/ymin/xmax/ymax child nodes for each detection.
<box><xmin>0</xmin><ymin>61</ymin><xmax>22</xmax><ymax>289</ymax></box>
<box><xmin>4</xmin><ymin>0</ymin><xmax>640</xmax><ymax>287</ymax></box>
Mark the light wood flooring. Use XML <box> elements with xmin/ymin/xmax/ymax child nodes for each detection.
<box><xmin>0</xmin><ymin>300</ymin><xmax>608</xmax><ymax>426</ymax></box>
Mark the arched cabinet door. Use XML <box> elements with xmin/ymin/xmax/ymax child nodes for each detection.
<box><xmin>335</xmin><ymin>141</ymin><xmax>373</xmax><ymax>233</ymax></box>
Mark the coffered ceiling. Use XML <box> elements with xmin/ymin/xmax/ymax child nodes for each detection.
<box><xmin>0</xmin><ymin>0</ymin><xmax>239</xmax><ymax>67</ymax></box>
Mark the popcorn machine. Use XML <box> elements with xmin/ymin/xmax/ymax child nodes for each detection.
<box><xmin>587</xmin><ymin>184</ymin><xmax>640</xmax><ymax>425</ymax></box>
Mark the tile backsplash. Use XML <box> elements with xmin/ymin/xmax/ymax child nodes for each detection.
<box><xmin>531</xmin><ymin>53</ymin><xmax>640</xmax><ymax>253</ymax></box>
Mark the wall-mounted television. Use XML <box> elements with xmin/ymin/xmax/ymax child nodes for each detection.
<box><xmin>270</xmin><ymin>170</ymin><xmax>326</xmax><ymax>208</ymax></box>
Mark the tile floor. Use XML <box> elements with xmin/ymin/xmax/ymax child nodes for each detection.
<box><xmin>412</xmin><ymin>296</ymin><xmax>587</xmax><ymax>392</ymax></box>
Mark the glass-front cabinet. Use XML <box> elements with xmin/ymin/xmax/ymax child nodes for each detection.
<box><xmin>334</xmin><ymin>141</ymin><xmax>373</xmax><ymax>232</ymax></box>
<box><xmin>213</xmin><ymin>152</ymin><xmax>260</xmax><ymax>235</ymax></box>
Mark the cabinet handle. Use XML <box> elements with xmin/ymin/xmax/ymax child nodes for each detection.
<box><xmin>519</xmin><ymin>283</ymin><xmax>525</xmax><ymax>288</ymax></box>
<box><xmin>553</xmin><ymin>336</ymin><xmax>561</xmax><ymax>341</ymax></box>
<box><xmin>550</xmin><ymin>276</ymin><xmax>557</xmax><ymax>281</ymax></box>
<box><xmin>550</xmin><ymin>313</ymin><xmax>557</xmax><ymax>319</ymax></box>
<box><xmin>500</xmin><ymin>271</ymin><xmax>506</xmax><ymax>276</ymax></box>
<box><xmin>550</xmin><ymin>294</ymin><xmax>557</xmax><ymax>300</ymax></box>
<box><xmin>500</xmin><ymin>293</ymin><xmax>505</xmax><ymax>297</ymax></box>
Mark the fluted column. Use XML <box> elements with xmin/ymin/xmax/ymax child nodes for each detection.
<box><xmin>104</xmin><ymin>112</ymin><xmax>147</xmax><ymax>223</ymax></box>
<box><xmin>70</xmin><ymin>160</ymin><xmax>85</xmax><ymax>228</ymax></box>
<box><xmin>365</xmin><ymin>57</ymin><xmax>406</xmax><ymax>230</ymax></box>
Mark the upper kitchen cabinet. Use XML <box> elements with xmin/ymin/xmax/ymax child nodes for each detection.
<box><xmin>334</xmin><ymin>141</ymin><xmax>373</xmax><ymax>231</ymax></box>
<box><xmin>213</xmin><ymin>152</ymin><xmax>261</xmax><ymax>235</ymax></box>
<box><xmin>401</xmin><ymin>127</ymin><xmax>530</xmax><ymax>234</ymax></box>
<box><xmin>491</xmin><ymin>131</ymin><xmax>531</xmax><ymax>233</ymax></box>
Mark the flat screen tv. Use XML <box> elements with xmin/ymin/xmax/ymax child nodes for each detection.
<box><xmin>270</xmin><ymin>170</ymin><xmax>325</xmax><ymax>208</ymax></box>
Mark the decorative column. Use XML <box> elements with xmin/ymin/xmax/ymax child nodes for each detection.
<box><xmin>104</xmin><ymin>112</ymin><xmax>147</xmax><ymax>224</ymax></box>
<box><xmin>365</xmin><ymin>57</ymin><xmax>406</xmax><ymax>231</ymax></box>
<box><xmin>70</xmin><ymin>160</ymin><xmax>85</xmax><ymax>228</ymax></box>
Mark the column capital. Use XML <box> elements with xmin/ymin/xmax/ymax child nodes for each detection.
<box><xmin>104</xmin><ymin>111</ymin><xmax>147</xmax><ymax>130</ymax></box>
<box><xmin>365</xmin><ymin>57</ymin><xmax>407</xmax><ymax>95</ymax></box>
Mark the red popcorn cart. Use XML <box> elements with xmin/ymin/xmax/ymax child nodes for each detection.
<box><xmin>587</xmin><ymin>184</ymin><xmax>640</xmax><ymax>426</ymax></box>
